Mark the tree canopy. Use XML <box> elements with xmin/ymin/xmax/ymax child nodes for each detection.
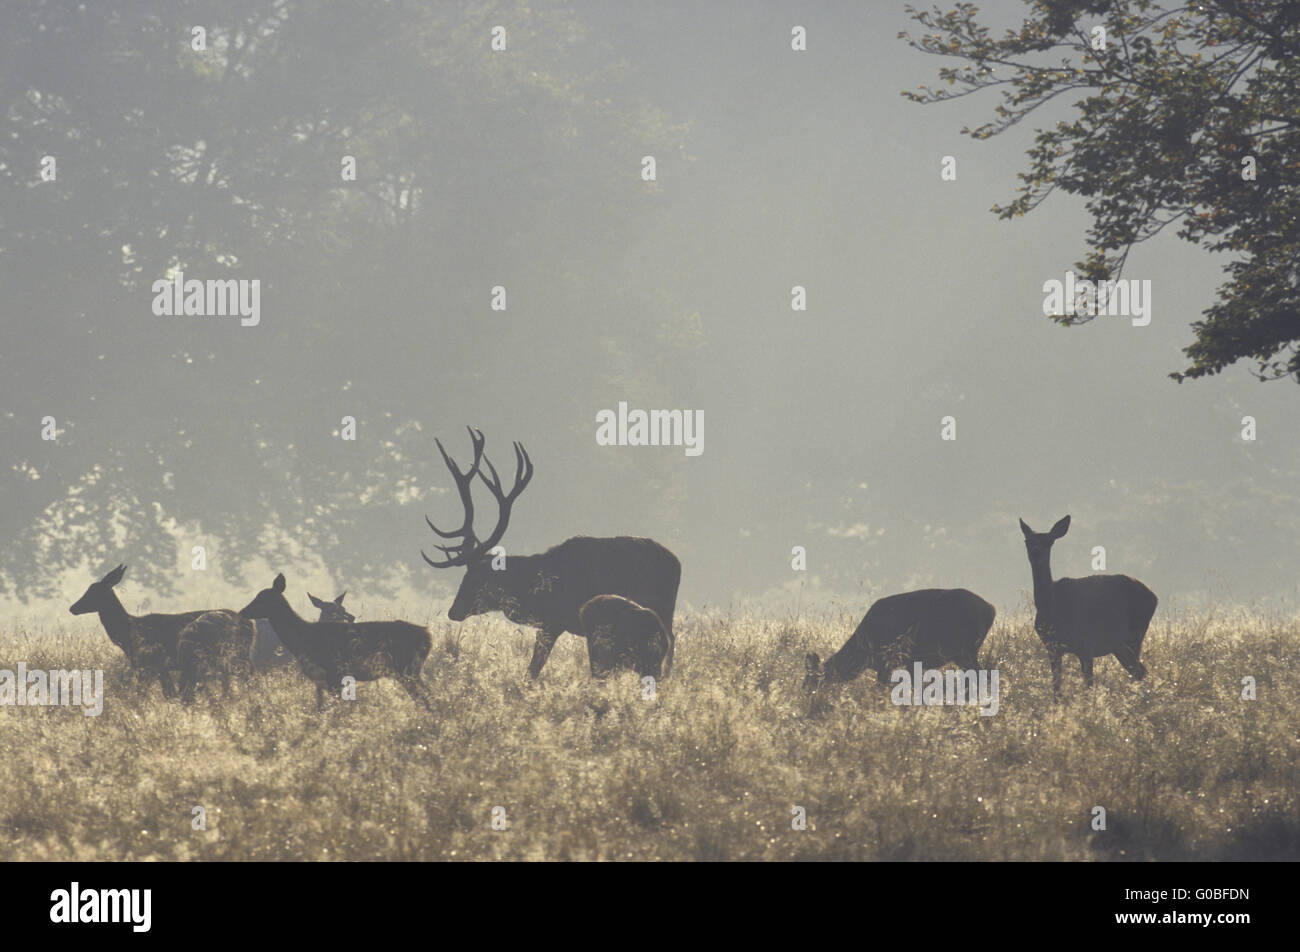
<box><xmin>0</xmin><ymin>0</ymin><xmax>686</xmax><ymax>599</ymax></box>
<box><xmin>901</xmin><ymin>0</ymin><xmax>1299</xmax><ymax>383</ymax></box>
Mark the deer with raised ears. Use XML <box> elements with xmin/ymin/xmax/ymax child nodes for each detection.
<box><xmin>240</xmin><ymin>574</ymin><xmax>432</xmax><ymax>710</ymax></box>
<box><xmin>252</xmin><ymin>591</ymin><xmax>354</xmax><ymax>670</ymax></box>
<box><xmin>1019</xmin><ymin>515</ymin><xmax>1157</xmax><ymax>695</ymax></box>
<box><xmin>69</xmin><ymin>564</ymin><xmax>207</xmax><ymax>698</ymax></box>
<box><xmin>803</xmin><ymin>588</ymin><xmax>996</xmax><ymax>698</ymax></box>
<box><xmin>423</xmin><ymin>427</ymin><xmax>682</xmax><ymax>680</ymax></box>
<box><xmin>309</xmin><ymin>591</ymin><xmax>354</xmax><ymax>624</ymax></box>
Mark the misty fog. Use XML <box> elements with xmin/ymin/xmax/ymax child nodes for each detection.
<box><xmin>3</xmin><ymin>0</ymin><xmax>1297</xmax><ymax>628</ymax></box>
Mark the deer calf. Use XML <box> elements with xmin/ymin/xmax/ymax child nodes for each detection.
<box><xmin>240</xmin><ymin>574</ymin><xmax>432</xmax><ymax>710</ymax></box>
<box><xmin>803</xmin><ymin>588</ymin><xmax>996</xmax><ymax>696</ymax></box>
<box><xmin>177</xmin><ymin>610</ymin><xmax>257</xmax><ymax>702</ymax></box>
<box><xmin>579</xmin><ymin>595</ymin><xmax>670</xmax><ymax>680</ymax></box>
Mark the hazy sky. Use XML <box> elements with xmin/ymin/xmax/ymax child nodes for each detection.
<box><xmin>561</xmin><ymin>0</ymin><xmax>1300</xmax><ymax>614</ymax></box>
<box><xmin>5</xmin><ymin>1</ymin><xmax>1298</xmax><ymax>625</ymax></box>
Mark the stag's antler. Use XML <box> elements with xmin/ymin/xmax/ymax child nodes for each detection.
<box><xmin>423</xmin><ymin>426</ymin><xmax>486</xmax><ymax>565</ymax></box>
<box><xmin>422</xmin><ymin>428</ymin><xmax>533</xmax><ymax>568</ymax></box>
<box><xmin>470</xmin><ymin>440</ymin><xmax>533</xmax><ymax>555</ymax></box>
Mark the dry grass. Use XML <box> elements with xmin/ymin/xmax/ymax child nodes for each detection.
<box><xmin>1</xmin><ymin>608</ymin><xmax>1297</xmax><ymax>860</ymax></box>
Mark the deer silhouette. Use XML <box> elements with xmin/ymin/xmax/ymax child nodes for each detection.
<box><xmin>803</xmin><ymin>588</ymin><xmax>995</xmax><ymax>700</ymax></box>
<box><xmin>252</xmin><ymin>591</ymin><xmax>354</xmax><ymax>671</ymax></box>
<box><xmin>1019</xmin><ymin>515</ymin><xmax>1157</xmax><ymax>694</ymax></box>
<box><xmin>69</xmin><ymin>564</ymin><xmax>207</xmax><ymax>697</ymax></box>
<box><xmin>177</xmin><ymin>610</ymin><xmax>256</xmax><ymax>702</ymax></box>
<box><xmin>579</xmin><ymin>595</ymin><xmax>670</xmax><ymax>680</ymax></box>
<box><xmin>240</xmin><ymin>574</ymin><xmax>432</xmax><ymax>710</ymax></box>
<box><xmin>423</xmin><ymin>428</ymin><xmax>681</xmax><ymax>679</ymax></box>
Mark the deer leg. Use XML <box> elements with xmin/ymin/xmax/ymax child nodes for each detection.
<box><xmin>399</xmin><ymin>676</ymin><xmax>434</xmax><ymax>711</ymax></box>
<box><xmin>176</xmin><ymin>651</ymin><xmax>194</xmax><ymax>703</ymax></box>
<box><xmin>1079</xmin><ymin>654</ymin><xmax>1094</xmax><ymax>688</ymax></box>
<box><xmin>1115</xmin><ymin>645</ymin><xmax>1147</xmax><ymax>680</ymax></box>
<box><xmin>527</xmin><ymin>629</ymin><xmax>560</xmax><ymax>679</ymax></box>
<box><xmin>662</xmin><ymin>634</ymin><xmax>675</xmax><ymax>678</ymax></box>
<box><xmin>588</xmin><ymin>651</ymin><xmax>611</xmax><ymax>679</ymax></box>
<box><xmin>315</xmin><ymin>683</ymin><xmax>326</xmax><ymax>711</ymax></box>
<box><xmin>1049</xmin><ymin>653</ymin><xmax>1063</xmax><ymax>697</ymax></box>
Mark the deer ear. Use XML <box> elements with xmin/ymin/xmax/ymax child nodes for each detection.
<box><xmin>1018</xmin><ymin>518</ymin><xmax>1032</xmax><ymax>539</ymax></box>
<box><xmin>307</xmin><ymin>593</ymin><xmax>326</xmax><ymax>609</ymax></box>
<box><xmin>103</xmin><ymin>564</ymin><xmax>127</xmax><ymax>587</ymax></box>
<box><xmin>805</xmin><ymin>652</ymin><xmax>821</xmax><ymax>674</ymax></box>
<box><xmin>335</xmin><ymin>591</ymin><xmax>347</xmax><ymax>605</ymax></box>
<box><xmin>273</xmin><ymin>573</ymin><xmax>286</xmax><ymax>593</ymax></box>
<box><xmin>1051</xmin><ymin>515</ymin><xmax>1071</xmax><ymax>539</ymax></box>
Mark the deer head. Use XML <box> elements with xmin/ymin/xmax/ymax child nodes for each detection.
<box><xmin>308</xmin><ymin>591</ymin><xmax>354</xmax><ymax>624</ymax></box>
<box><xmin>240</xmin><ymin>573</ymin><xmax>290</xmax><ymax>621</ymax></box>
<box><xmin>1019</xmin><ymin>514</ymin><xmax>1071</xmax><ymax>562</ymax></box>
<box><xmin>422</xmin><ymin>427</ymin><xmax>534</xmax><ymax>621</ymax></box>
<box><xmin>70</xmin><ymin>564</ymin><xmax>127</xmax><ymax>615</ymax></box>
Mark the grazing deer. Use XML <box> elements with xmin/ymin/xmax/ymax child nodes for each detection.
<box><xmin>239</xmin><ymin>574</ymin><xmax>432</xmax><ymax>709</ymax></box>
<box><xmin>252</xmin><ymin>591</ymin><xmax>354</xmax><ymax>671</ymax></box>
<box><xmin>579</xmin><ymin>595</ymin><xmax>670</xmax><ymax>680</ymax></box>
<box><xmin>177</xmin><ymin>610</ymin><xmax>256</xmax><ymax>702</ymax></box>
<box><xmin>68</xmin><ymin>564</ymin><xmax>207</xmax><ymax>697</ymax></box>
<box><xmin>1019</xmin><ymin>515</ymin><xmax>1157</xmax><ymax>694</ymax></box>
<box><xmin>803</xmin><ymin>588</ymin><xmax>996</xmax><ymax>696</ymax></box>
<box><xmin>422</xmin><ymin>428</ymin><xmax>682</xmax><ymax>679</ymax></box>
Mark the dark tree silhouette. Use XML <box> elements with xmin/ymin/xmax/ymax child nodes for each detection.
<box><xmin>901</xmin><ymin>0</ymin><xmax>1299</xmax><ymax>383</ymax></box>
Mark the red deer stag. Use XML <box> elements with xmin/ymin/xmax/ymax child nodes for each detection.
<box><xmin>579</xmin><ymin>595</ymin><xmax>670</xmax><ymax>680</ymax></box>
<box><xmin>1019</xmin><ymin>515</ymin><xmax>1157</xmax><ymax>694</ymax></box>
<box><xmin>177</xmin><ymin>610</ymin><xmax>256</xmax><ymax>702</ymax></box>
<box><xmin>252</xmin><ymin>591</ymin><xmax>354</xmax><ymax>671</ymax></box>
<box><xmin>422</xmin><ymin>428</ymin><xmax>682</xmax><ymax>679</ymax></box>
<box><xmin>803</xmin><ymin>589</ymin><xmax>995</xmax><ymax>696</ymax></box>
<box><xmin>240</xmin><ymin>574</ymin><xmax>432</xmax><ymax>709</ymax></box>
<box><xmin>69</xmin><ymin>564</ymin><xmax>207</xmax><ymax>698</ymax></box>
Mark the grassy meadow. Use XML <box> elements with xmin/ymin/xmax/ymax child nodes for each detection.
<box><xmin>1</xmin><ymin>608</ymin><xmax>1297</xmax><ymax>861</ymax></box>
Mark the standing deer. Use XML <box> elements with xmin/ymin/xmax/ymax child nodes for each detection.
<box><xmin>579</xmin><ymin>595</ymin><xmax>670</xmax><ymax>680</ymax></box>
<box><xmin>240</xmin><ymin>574</ymin><xmax>432</xmax><ymax>709</ymax></box>
<box><xmin>177</xmin><ymin>610</ymin><xmax>257</xmax><ymax>702</ymax></box>
<box><xmin>69</xmin><ymin>564</ymin><xmax>207</xmax><ymax>697</ymax></box>
<box><xmin>252</xmin><ymin>591</ymin><xmax>354</xmax><ymax>671</ymax></box>
<box><xmin>1019</xmin><ymin>515</ymin><xmax>1157</xmax><ymax>694</ymax></box>
<box><xmin>803</xmin><ymin>588</ymin><xmax>995</xmax><ymax>696</ymax></box>
<box><xmin>422</xmin><ymin>428</ymin><xmax>682</xmax><ymax>679</ymax></box>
